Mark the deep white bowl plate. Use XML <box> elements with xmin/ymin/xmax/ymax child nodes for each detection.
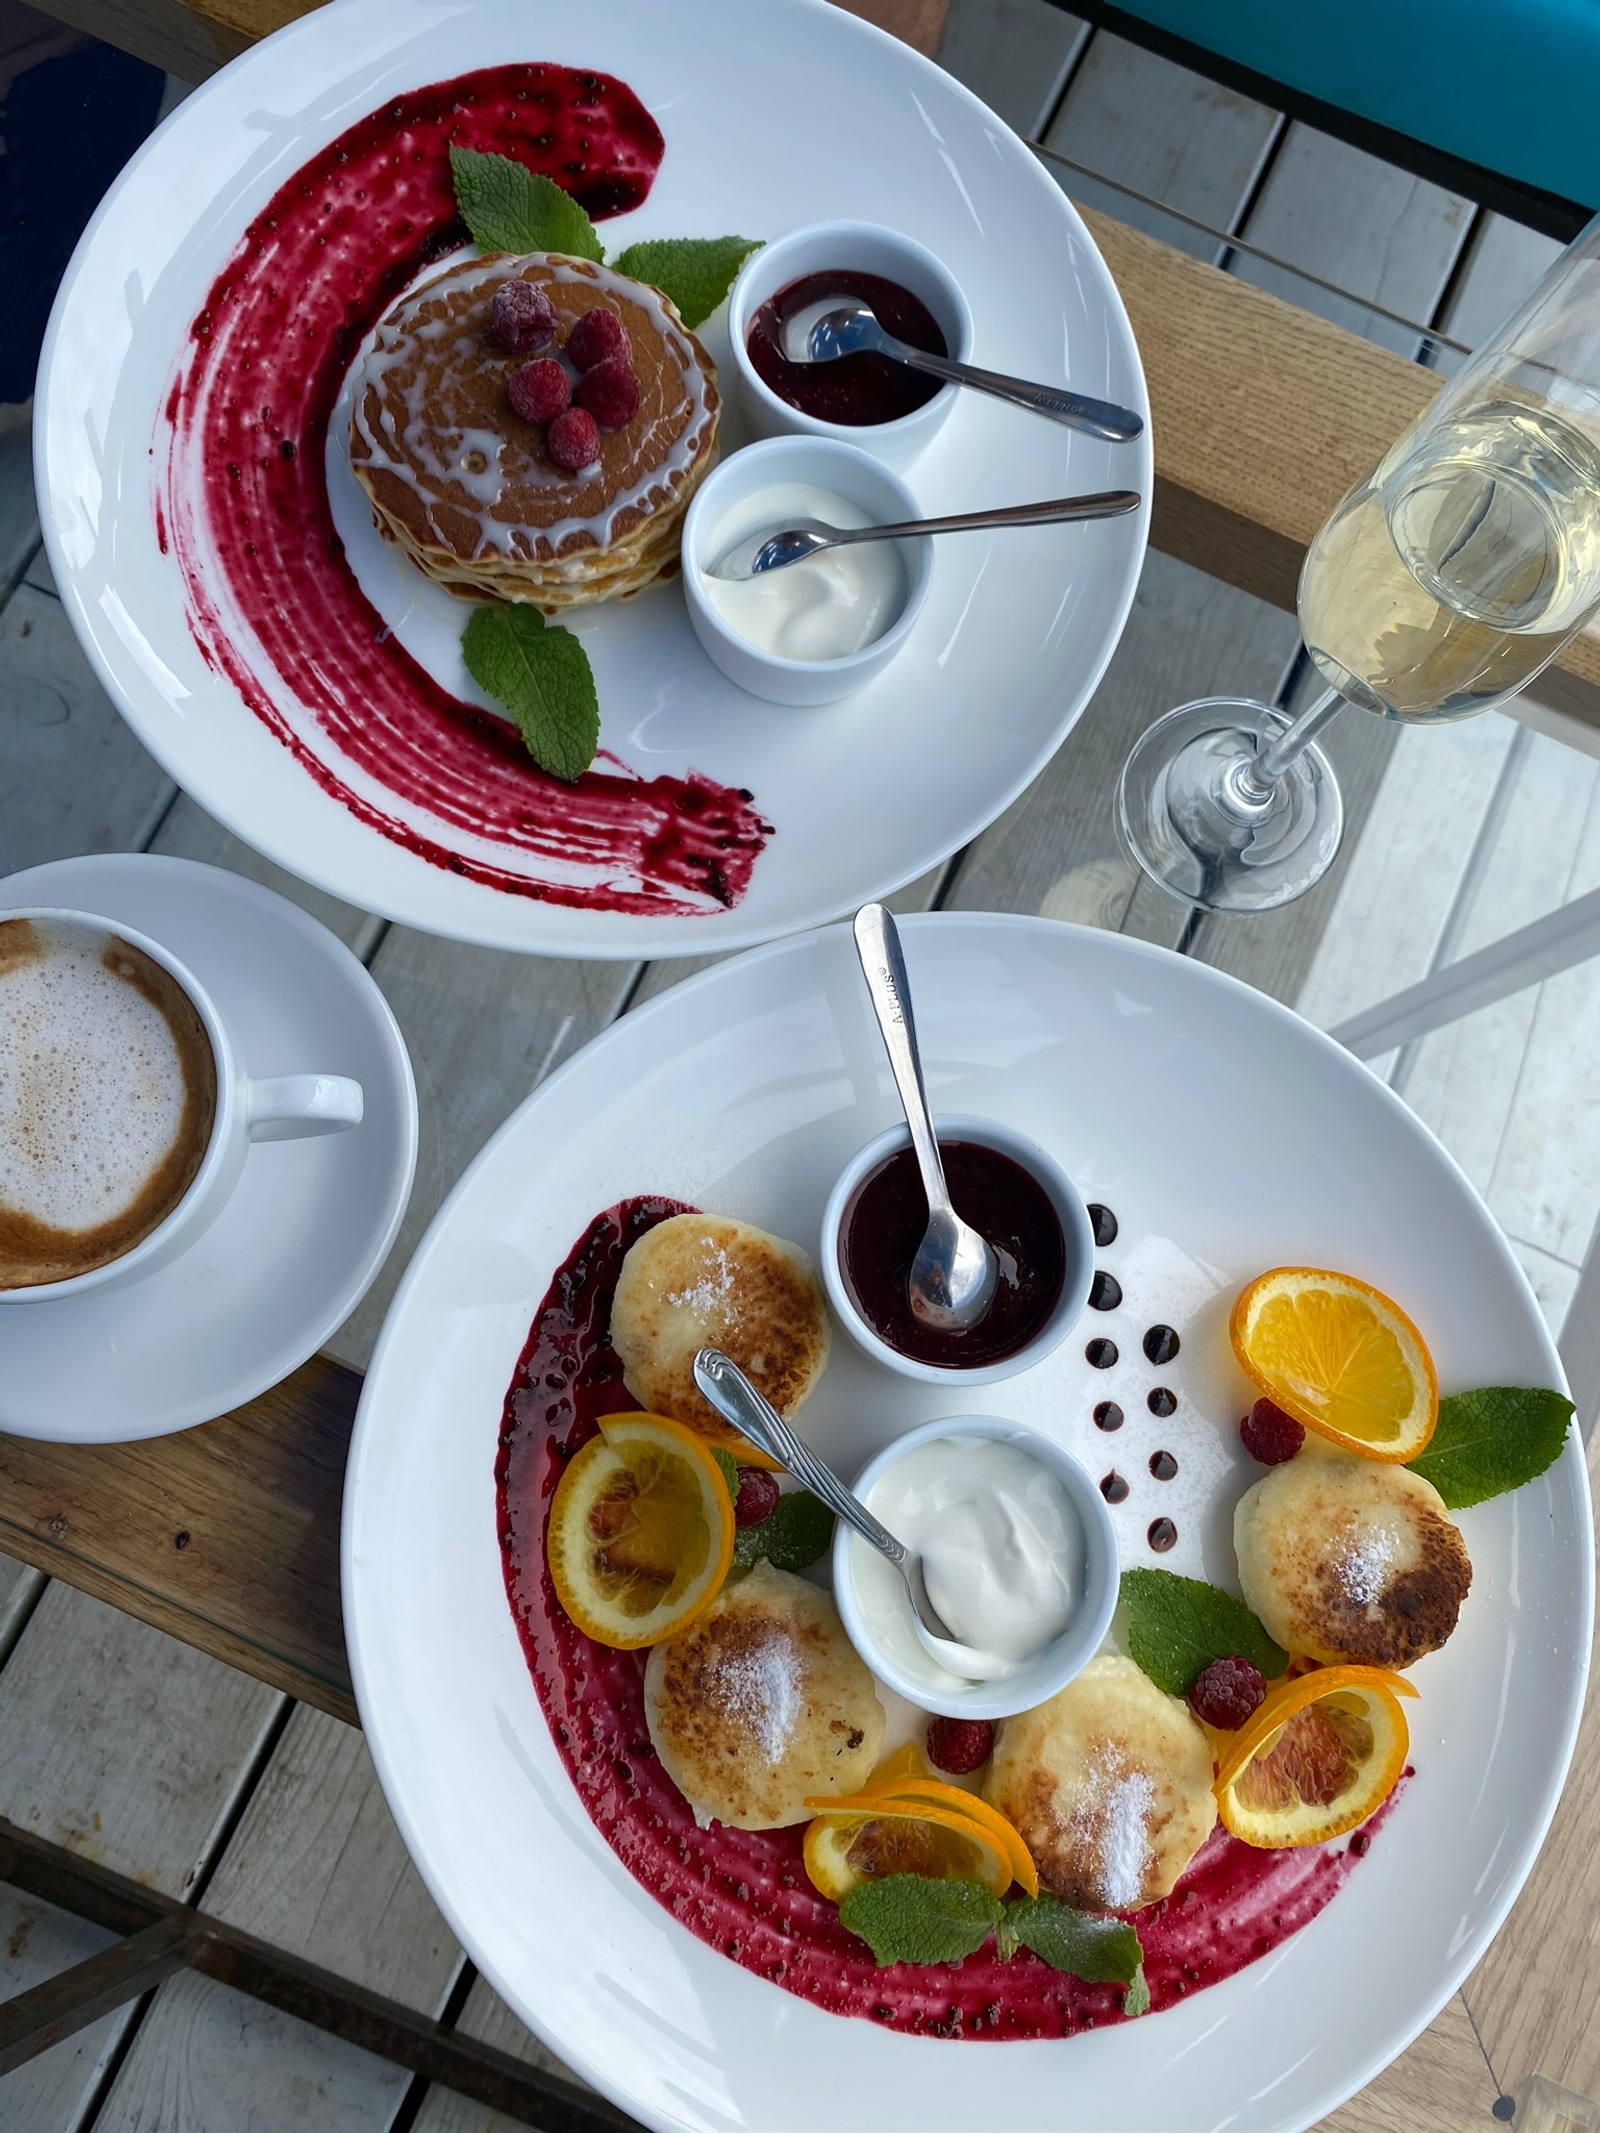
<box><xmin>345</xmin><ymin>914</ymin><xmax>1592</xmax><ymax>2133</ymax></box>
<box><xmin>37</xmin><ymin>0</ymin><xmax>1149</xmax><ymax>958</ymax></box>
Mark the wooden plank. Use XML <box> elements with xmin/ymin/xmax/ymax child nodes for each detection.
<box><xmin>1316</xmin><ymin>1992</ymin><xmax>1500</xmax><ymax>2132</ymax></box>
<box><xmin>0</xmin><ymin>585</ymin><xmax>173</xmax><ymax>873</ymax></box>
<box><xmin>1043</xmin><ymin>32</ymin><xmax>1278</xmax><ymax>256</ymax></box>
<box><xmin>0</xmin><ymin>411</ymin><xmax>39</xmax><ymax>603</ymax></box>
<box><xmin>148</xmin><ymin>796</ymin><xmax>386</xmax><ymax>962</ymax></box>
<box><xmin>935</xmin><ymin>0</ymin><xmax>1088</xmax><ymax>140</ymax></box>
<box><xmin>411</xmin><ymin>1977</ymin><xmax>591</xmax><ymax>2133</ymax></box>
<box><xmin>0</xmin><ymin>1584</ymin><xmax>282</xmax><ymax>2132</ymax></box>
<box><xmin>0</xmin><ymin>1355</ymin><xmax>359</xmax><ymax>1724</ymax></box>
<box><xmin>16</xmin><ymin>0</ymin><xmax>247</xmax><ymax>78</ymax></box>
<box><xmin>1233</xmin><ymin>125</ymin><xmax>1472</xmax><ymax>354</ymax></box>
<box><xmin>95</xmin><ymin>1707</ymin><xmax>462</xmax><ymax>2132</ymax></box>
<box><xmin>1461</xmin><ymin>1434</ymin><xmax>1600</xmax><ymax>2103</ymax></box>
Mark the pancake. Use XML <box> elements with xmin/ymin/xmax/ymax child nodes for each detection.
<box><xmin>1234</xmin><ymin>1447</ymin><xmax>1472</xmax><ymax>1669</ymax></box>
<box><xmin>644</xmin><ymin>1562</ymin><xmax>884</xmax><ymax>1829</ymax></box>
<box><xmin>349</xmin><ymin>251</ymin><xmax>719</xmax><ymax>610</ymax></box>
<box><xmin>983</xmin><ymin>1655</ymin><xmax>1217</xmax><ymax>1912</ymax></box>
<box><xmin>610</xmin><ymin>1213</ymin><xmax>830</xmax><ymax>1449</ymax></box>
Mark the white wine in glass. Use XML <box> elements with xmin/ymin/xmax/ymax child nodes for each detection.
<box><xmin>1118</xmin><ymin>219</ymin><xmax>1600</xmax><ymax>916</ymax></box>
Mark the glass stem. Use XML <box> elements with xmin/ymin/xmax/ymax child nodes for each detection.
<box><xmin>1231</xmin><ymin>685</ymin><xmax>1346</xmax><ymax>803</ymax></box>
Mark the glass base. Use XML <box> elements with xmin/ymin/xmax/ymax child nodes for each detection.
<box><xmin>1116</xmin><ymin>698</ymin><xmax>1345</xmax><ymax>915</ymax></box>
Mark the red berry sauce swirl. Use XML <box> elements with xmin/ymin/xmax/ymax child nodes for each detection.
<box><xmin>496</xmin><ymin>1195</ymin><xmax>1401</xmax><ymax>2039</ymax></box>
<box><xmin>158</xmin><ymin>66</ymin><xmax>771</xmax><ymax>917</ymax></box>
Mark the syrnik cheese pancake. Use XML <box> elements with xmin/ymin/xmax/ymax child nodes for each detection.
<box><xmin>611</xmin><ymin>1213</ymin><xmax>829</xmax><ymax>1451</ymax></box>
<box><xmin>1235</xmin><ymin>1449</ymin><xmax>1471</xmax><ymax>1669</ymax></box>
<box><xmin>644</xmin><ymin>1562</ymin><xmax>883</xmax><ymax>1829</ymax></box>
<box><xmin>984</xmin><ymin>1655</ymin><xmax>1216</xmax><ymax>1912</ymax></box>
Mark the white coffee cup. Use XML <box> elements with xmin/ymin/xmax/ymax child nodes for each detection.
<box><xmin>0</xmin><ymin>907</ymin><xmax>363</xmax><ymax>1304</ymax></box>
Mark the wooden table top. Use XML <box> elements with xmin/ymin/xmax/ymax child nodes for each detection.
<box><xmin>6</xmin><ymin>0</ymin><xmax>1599</xmax><ymax>2120</ymax></box>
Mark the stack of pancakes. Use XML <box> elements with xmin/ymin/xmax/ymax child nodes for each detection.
<box><xmin>349</xmin><ymin>252</ymin><xmax>719</xmax><ymax>611</ymax></box>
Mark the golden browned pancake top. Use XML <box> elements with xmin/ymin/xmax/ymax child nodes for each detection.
<box><xmin>349</xmin><ymin>252</ymin><xmax>718</xmax><ymax>566</ymax></box>
<box><xmin>643</xmin><ymin>1563</ymin><xmax>884</xmax><ymax>1830</ymax></box>
<box><xmin>610</xmin><ymin>1213</ymin><xmax>830</xmax><ymax>1440</ymax></box>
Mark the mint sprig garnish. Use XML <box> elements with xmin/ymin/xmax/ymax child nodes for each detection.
<box><xmin>449</xmin><ymin>147</ymin><xmax>605</xmax><ymax>261</ymax></box>
<box><xmin>840</xmin><ymin>1877</ymin><xmax>1148</xmax><ymax>2013</ymax></box>
<box><xmin>610</xmin><ymin>237</ymin><xmax>762</xmax><ymax>328</ymax></box>
<box><xmin>1407</xmin><ymin>1385</ymin><xmax>1574</xmax><ymax>1508</ymax></box>
<box><xmin>734</xmin><ymin>1487</ymin><xmax>834</xmax><ymax>1573</ymax></box>
<box><xmin>461</xmin><ymin>604</ymin><xmax>599</xmax><ymax>782</ymax></box>
<box><xmin>1120</xmin><ymin>1568</ymin><xmax>1287</xmax><ymax>1698</ymax></box>
<box><xmin>710</xmin><ymin>1446</ymin><xmax>741</xmax><ymax>1502</ymax></box>
<box><xmin>448</xmin><ymin>148</ymin><xmax>760</xmax><ymax>324</ymax></box>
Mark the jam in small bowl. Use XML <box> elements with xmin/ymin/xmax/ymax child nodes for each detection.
<box><xmin>727</xmin><ymin>220</ymin><xmax>973</xmax><ymax>470</ymax></box>
<box><xmin>820</xmin><ymin>1113</ymin><xmax>1093</xmax><ymax>1384</ymax></box>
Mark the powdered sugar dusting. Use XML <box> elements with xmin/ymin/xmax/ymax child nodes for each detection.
<box><xmin>1337</xmin><ymin>1526</ymin><xmax>1395</xmax><ymax>1608</ymax></box>
<box><xmin>668</xmin><ymin>1240</ymin><xmax>735</xmax><ymax>1319</ymax></box>
<box><xmin>1069</xmin><ymin>1751</ymin><xmax>1154</xmax><ymax>1910</ymax></box>
<box><xmin>709</xmin><ymin>1631</ymin><xmax>801</xmax><ymax>1764</ymax></box>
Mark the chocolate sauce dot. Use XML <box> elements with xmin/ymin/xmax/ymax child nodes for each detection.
<box><xmin>1088</xmin><ymin>1202</ymin><xmax>1118</xmax><ymax>1246</ymax></box>
<box><xmin>1100</xmin><ymin>1471</ymin><xmax>1129</xmax><ymax>1504</ymax></box>
<box><xmin>1147</xmin><ymin>1516</ymin><xmax>1178</xmax><ymax>1553</ymax></box>
<box><xmin>1143</xmin><ymin>1323</ymin><xmax>1180</xmax><ymax>1365</ymax></box>
<box><xmin>1093</xmin><ymin>1400</ymin><xmax>1124</xmax><ymax>1432</ymax></box>
<box><xmin>1149</xmin><ymin>1449</ymin><xmax>1178</xmax><ymax>1480</ymax></box>
<box><xmin>1088</xmin><ymin>1270</ymin><xmax>1122</xmax><ymax>1312</ymax></box>
<box><xmin>1491</xmin><ymin>2101</ymin><xmax>1516</xmax><ymax>2124</ymax></box>
<box><xmin>173</xmin><ymin>1530</ymin><xmax>191</xmax><ymax>1551</ymax></box>
<box><xmin>1147</xmin><ymin>1386</ymin><xmax>1178</xmax><ymax>1418</ymax></box>
<box><xmin>1085</xmin><ymin>1338</ymin><xmax>1118</xmax><ymax>1369</ymax></box>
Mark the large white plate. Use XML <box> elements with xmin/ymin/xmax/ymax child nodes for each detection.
<box><xmin>345</xmin><ymin>914</ymin><xmax>1593</xmax><ymax>2133</ymax></box>
<box><xmin>36</xmin><ymin>0</ymin><xmax>1149</xmax><ymax>960</ymax></box>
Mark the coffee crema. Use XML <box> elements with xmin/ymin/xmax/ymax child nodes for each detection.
<box><xmin>0</xmin><ymin>918</ymin><xmax>218</xmax><ymax>1288</ymax></box>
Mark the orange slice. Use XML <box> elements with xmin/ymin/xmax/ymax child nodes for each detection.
<box><xmin>806</xmin><ymin>1776</ymin><xmax>1039</xmax><ymax>1898</ymax></box>
<box><xmin>545</xmin><ymin>1411</ymin><xmax>734</xmax><ymax>1649</ymax></box>
<box><xmin>1231</xmin><ymin>1267</ymin><xmax>1438</xmax><ymax>1460</ymax></box>
<box><xmin>802</xmin><ymin>1798</ymin><xmax>1017</xmax><ymax>1903</ymax></box>
<box><xmin>1215</xmin><ymin>1664</ymin><xmax>1416</xmax><ymax>1848</ymax></box>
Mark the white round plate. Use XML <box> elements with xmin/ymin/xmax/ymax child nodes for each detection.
<box><xmin>0</xmin><ymin>855</ymin><xmax>416</xmax><ymax>1441</ymax></box>
<box><xmin>345</xmin><ymin>914</ymin><xmax>1592</xmax><ymax>2133</ymax></box>
<box><xmin>36</xmin><ymin>0</ymin><xmax>1149</xmax><ymax>961</ymax></box>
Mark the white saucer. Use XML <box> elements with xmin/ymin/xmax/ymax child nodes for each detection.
<box><xmin>0</xmin><ymin>855</ymin><xmax>416</xmax><ymax>1441</ymax></box>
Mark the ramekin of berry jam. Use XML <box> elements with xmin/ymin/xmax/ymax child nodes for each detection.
<box><xmin>820</xmin><ymin>1112</ymin><xmax>1094</xmax><ymax>1383</ymax></box>
<box><xmin>728</xmin><ymin>220</ymin><xmax>973</xmax><ymax>469</ymax></box>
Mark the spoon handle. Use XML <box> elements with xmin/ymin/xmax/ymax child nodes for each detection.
<box><xmin>823</xmin><ymin>490</ymin><xmax>1141</xmax><ymax>546</ymax></box>
<box><xmin>886</xmin><ymin>339</ymin><xmax>1143</xmax><ymax>442</ymax></box>
<box><xmin>852</xmin><ymin>903</ymin><xmax>953</xmax><ymax>1231</ymax></box>
<box><xmin>692</xmin><ymin>1348</ymin><xmax>906</xmax><ymax>1566</ymax></box>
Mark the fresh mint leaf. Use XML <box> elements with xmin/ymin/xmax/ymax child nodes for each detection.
<box><xmin>838</xmin><ymin>1876</ymin><xmax>1003</xmax><ymax>1967</ymax></box>
<box><xmin>1123</xmin><ymin>1966</ymin><xmax>1151</xmax><ymax>2019</ymax></box>
<box><xmin>609</xmin><ymin>236</ymin><xmax>762</xmax><ymax>328</ymax></box>
<box><xmin>710</xmin><ymin>1446</ymin><xmax>741</xmax><ymax>1506</ymax></box>
<box><xmin>1004</xmin><ymin>1894</ymin><xmax>1148</xmax><ymax>2013</ymax></box>
<box><xmin>1408</xmin><ymin>1385</ymin><xmax>1574</xmax><ymax>1509</ymax></box>
<box><xmin>449</xmin><ymin>147</ymin><xmax>604</xmax><ymax>262</ymax></box>
<box><xmin>461</xmin><ymin>604</ymin><xmax>599</xmax><ymax>783</ymax></box>
<box><xmin>733</xmin><ymin>1488</ymin><xmax>834</xmax><ymax>1573</ymax></box>
<box><xmin>1119</xmin><ymin>1568</ymin><xmax>1287</xmax><ymax>1697</ymax></box>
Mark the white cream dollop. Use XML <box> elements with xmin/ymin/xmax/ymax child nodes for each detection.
<box><xmin>702</xmin><ymin>481</ymin><xmax>905</xmax><ymax>662</ymax></box>
<box><xmin>858</xmin><ymin>1437</ymin><xmax>1083</xmax><ymax>1690</ymax></box>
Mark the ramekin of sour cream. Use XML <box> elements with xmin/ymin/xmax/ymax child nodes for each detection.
<box><xmin>834</xmin><ymin>1415</ymin><xmax>1119</xmax><ymax>1720</ymax></box>
<box><xmin>680</xmin><ymin>435</ymin><xmax>933</xmax><ymax>706</ymax></box>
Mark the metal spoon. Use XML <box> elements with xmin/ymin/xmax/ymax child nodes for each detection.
<box><xmin>709</xmin><ymin>488</ymin><xmax>1140</xmax><ymax>581</ymax></box>
<box><xmin>781</xmin><ymin>294</ymin><xmax>1144</xmax><ymax>442</ymax></box>
<box><xmin>853</xmin><ymin>902</ymin><xmax>996</xmax><ymax>1333</ymax></box>
<box><xmin>692</xmin><ymin>1348</ymin><xmax>1015</xmax><ymax>1680</ymax></box>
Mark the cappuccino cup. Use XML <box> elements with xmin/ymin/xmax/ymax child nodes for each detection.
<box><xmin>0</xmin><ymin>908</ymin><xmax>363</xmax><ymax>1303</ymax></box>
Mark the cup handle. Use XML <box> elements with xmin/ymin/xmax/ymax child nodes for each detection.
<box><xmin>245</xmin><ymin>1075</ymin><xmax>364</xmax><ymax>1143</ymax></box>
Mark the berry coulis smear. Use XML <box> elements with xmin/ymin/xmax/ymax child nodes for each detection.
<box><xmin>745</xmin><ymin>269</ymin><xmax>948</xmax><ymax>425</ymax></box>
<box><xmin>496</xmin><ymin>1193</ymin><xmax>1399</xmax><ymax>2038</ymax></box>
<box><xmin>158</xmin><ymin>65</ymin><xmax>772</xmax><ymax>917</ymax></box>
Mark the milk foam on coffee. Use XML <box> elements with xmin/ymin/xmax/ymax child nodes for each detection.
<box><xmin>0</xmin><ymin>918</ymin><xmax>217</xmax><ymax>1288</ymax></box>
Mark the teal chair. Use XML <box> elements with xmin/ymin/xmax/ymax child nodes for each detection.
<box><xmin>1060</xmin><ymin>0</ymin><xmax>1596</xmax><ymax>236</ymax></box>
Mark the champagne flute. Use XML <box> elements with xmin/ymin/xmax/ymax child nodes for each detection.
<box><xmin>1118</xmin><ymin>217</ymin><xmax>1600</xmax><ymax>915</ymax></box>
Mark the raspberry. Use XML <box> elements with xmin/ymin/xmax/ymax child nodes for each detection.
<box><xmin>491</xmin><ymin>279</ymin><xmax>557</xmax><ymax>356</ymax></box>
<box><xmin>506</xmin><ymin>358</ymin><xmax>571</xmax><ymax>426</ymax></box>
<box><xmin>733</xmin><ymin>1469</ymin><xmax>780</xmax><ymax>1529</ymax></box>
<box><xmin>573</xmin><ymin>355</ymin><xmax>641</xmax><ymax>429</ymax></box>
<box><xmin>1240</xmin><ymin>1396</ymin><xmax>1306</xmax><ymax>1465</ymax></box>
<box><xmin>546</xmin><ymin>407</ymin><xmax>601</xmax><ymax>472</ymax></box>
<box><xmin>925</xmin><ymin>1717</ymin><xmax>995</xmax><ymax>1775</ymax></box>
<box><xmin>567</xmin><ymin>305</ymin><xmax>628</xmax><ymax>371</ymax></box>
<box><xmin>1188</xmin><ymin>1656</ymin><xmax>1269</xmax><ymax>1730</ymax></box>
